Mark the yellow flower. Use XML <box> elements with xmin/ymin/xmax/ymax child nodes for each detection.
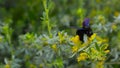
<box><xmin>96</xmin><ymin>36</ymin><xmax>108</xmax><ymax>44</ymax></box>
<box><xmin>102</xmin><ymin>38</ymin><xmax>108</xmax><ymax>43</ymax></box>
<box><xmin>52</xmin><ymin>44</ymin><xmax>57</xmax><ymax>52</ymax></box>
<box><xmin>71</xmin><ymin>35</ymin><xmax>85</xmax><ymax>53</ymax></box>
<box><xmin>77</xmin><ymin>53</ymin><xmax>88</xmax><ymax>62</ymax></box>
<box><xmin>71</xmin><ymin>35</ymin><xmax>81</xmax><ymax>45</ymax></box>
<box><xmin>96</xmin><ymin>36</ymin><xmax>102</xmax><ymax>44</ymax></box>
<box><xmin>81</xmin><ymin>43</ymin><xmax>87</xmax><ymax>47</ymax></box>
<box><xmin>104</xmin><ymin>50</ymin><xmax>110</xmax><ymax>53</ymax></box>
<box><xmin>96</xmin><ymin>61</ymin><xmax>104</xmax><ymax>68</ymax></box>
<box><xmin>77</xmin><ymin>56</ymin><xmax>86</xmax><ymax>62</ymax></box>
<box><xmin>5</xmin><ymin>64</ymin><xmax>10</xmax><ymax>68</ymax></box>
<box><xmin>96</xmin><ymin>36</ymin><xmax>102</xmax><ymax>40</ymax></box>
<box><xmin>72</xmin><ymin>45</ymin><xmax>78</xmax><ymax>53</ymax></box>
<box><xmin>89</xmin><ymin>33</ymin><xmax>96</xmax><ymax>41</ymax></box>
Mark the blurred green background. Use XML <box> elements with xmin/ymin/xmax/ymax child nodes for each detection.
<box><xmin>0</xmin><ymin>0</ymin><xmax>120</xmax><ymax>37</ymax></box>
<box><xmin>0</xmin><ymin>0</ymin><xmax>120</xmax><ymax>68</ymax></box>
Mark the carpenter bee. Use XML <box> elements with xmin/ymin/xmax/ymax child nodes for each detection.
<box><xmin>76</xmin><ymin>18</ymin><xmax>93</xmax><ymax>42</ymax></box>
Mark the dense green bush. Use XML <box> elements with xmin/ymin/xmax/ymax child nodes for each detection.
<box><xmin>0</xmin><ymin>0</ymin><xmax>120</xmax><ymax>68</ymax></box>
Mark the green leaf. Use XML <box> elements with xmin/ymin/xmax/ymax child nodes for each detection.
<box><xmin>101</xmin><ymin>43</ymin><xmax>108</xmax><ymax>50</ymax></box>
<box><xmin>95</xmin><ymin>42</ymin><xmax>100</xmax><ymax>51</ymax></box>
<box><xmin>53</xmin><ymin>57</ymin><xmax>64</xmax><ymax>68</ymax></box>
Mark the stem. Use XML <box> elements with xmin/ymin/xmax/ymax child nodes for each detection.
<box><xmin>42</xmin><ymin>0</ymin><xmax>52</xmax><ymax>37</ymax></box>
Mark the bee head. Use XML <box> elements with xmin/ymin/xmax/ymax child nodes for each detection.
<box><xmin>82</xmin><ymin>18</ymin><xmax>90</xmax><ymax>28</ymax></box>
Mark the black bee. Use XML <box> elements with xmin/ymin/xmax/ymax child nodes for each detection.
<box><xmin>76</xmin><ymin>18</ymin><xmax>93</xmax><ymax>42</ymax></box>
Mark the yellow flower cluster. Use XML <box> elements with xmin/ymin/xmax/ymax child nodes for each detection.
<box><xmin>71</xmin><ymin>33</ymin><xmax>110</xmax><ymax>63</ymax></box>
<box><xmin>90</xmin><ymin>47</ymin><xmax>110</xmax><ymax>61</ymax></box>
<box><xmin>5</xmin><ymin>64</ymin><xmax>10</xmax><ymax>68</ymax></box>
<box><xmin>71</xmin><ymin>35</ymin><xmax>80</xmax><ymax>45</ymax></box>
<box><xmin>96</xmin><ymin>36</ymin><xmax>108</xmax><ymax>44</ymax></box>
<box><xmin>71</xmin><ymin>35</ymin><xmax>82</xmax><ymax>53</ymax></box>
<box><xmin>71</xmin><ymin>34</ymin><xmax>97</xmax><ymax>53</ymax></box>
<box><xmin>72</xmin><ymin>45</ymin><xmax>79</xmax><ymax>53</ymax></box>
<box><xmin>91</xmin><ymin>48</ymin><xmax>102</xmax><ymax>60</ymax></box>
<box><xmin>77</xmin><ymin>53</ymin><xmax>88</xmax><ymax>62</ymax></box>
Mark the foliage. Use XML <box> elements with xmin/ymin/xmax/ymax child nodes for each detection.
<box><xmin>0</xmin><ymin>0</ymin><xmax>120</xmax><ymax>68</ymax></box>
